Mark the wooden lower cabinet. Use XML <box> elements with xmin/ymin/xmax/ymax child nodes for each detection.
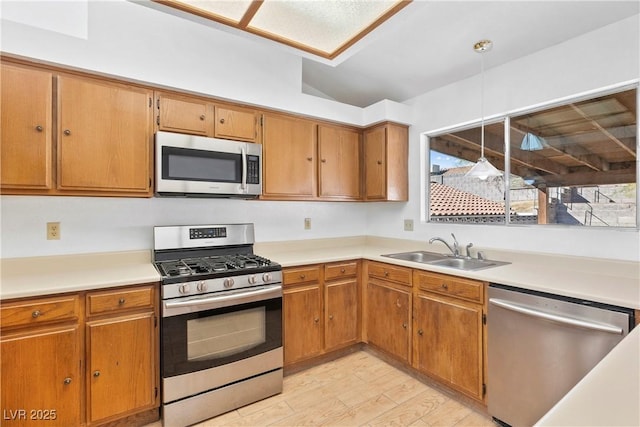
<box><xmin>283</xmin><ymin>261</ymin><xmax>360</xmax><ymax>366</ymax></box>
<box><xmin>412</xmin><ymin>271</ymin><xmax>485</xmax><ymax>401</ymax></box>
<box><xmin>365</xmin><ymin>279</ymin><xmax>412</xmax><ymax>363</ymax></box>
<box><xmin>0</xmin><ymin>325</ymin><xmax>82</xmax><ymax>426</ymax></box>
<box><xmin>86</xmin><ymin>312</ymin><xmax>157</xmax><ymax>425</ymax></box>
<box><xmin>0</xmin><ymin>283</ymin><xmax>159</xmax><ymax>427</ymax></box>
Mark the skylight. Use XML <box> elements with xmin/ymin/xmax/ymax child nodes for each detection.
<box><xmin>153</xmin><ymin>0</ymin><xmax>411</xmax><ymax>59</ymax></box>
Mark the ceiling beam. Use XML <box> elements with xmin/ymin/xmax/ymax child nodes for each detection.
<box><xmin>569</xmin><ymin>103</ymin><xmax>637</xmax><ymax>158</ymax></box>
<box><xmin>239</xmin><ymin>1</ymin><xmax>263</xmax><ymax>28</ymax></box>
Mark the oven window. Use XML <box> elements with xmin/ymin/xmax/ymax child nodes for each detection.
<box><xmin>187</xmin><ymin>307</ymin><xmax>266</xmax><ymax>361</ymax></box>
<box><xmin>163</xmin><ymin>146</ymin><xmax>241</xmax><ymax>183</ymax></box>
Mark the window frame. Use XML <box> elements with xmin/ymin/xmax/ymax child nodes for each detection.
<box><xmin>422</xmin><ymin>81</ymin><xmax>640</xmax><ymax>230</ymax></box>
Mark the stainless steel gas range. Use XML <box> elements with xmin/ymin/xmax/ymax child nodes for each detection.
<box><xmin>153</xmin><ymin>223</ymin><xmax>283</xmax><ymax>427</ymax></box>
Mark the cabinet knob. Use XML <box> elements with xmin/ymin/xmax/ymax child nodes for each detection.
<box><xmin>300</xmin><ymin>274</ymin><xmax>306</xmax><ymax>279</ymax></box>
<box><xmin>314</xmin><ymin>318</ymin><xmax>319</xmax><ymax>323</ymax></box>
<box><xmin>35</xmin><ymin>125</ymin><xmax>43</xmax><ymax>132</ymax></box>
<box><xmin>384</xmin><ymin>271</ymin><xmax>389</xmax><ymax>277</ymax></box>
<box><xmin>340</xmin><ymin>268</ymin><xmax>346</xmax><ymax>273</ymax></box>
<box><xmin>63</xmin><ymin>129</ymin><xmax>71</xmax><ymax>136</ymax></box>
<box><xmin>63</xmin><ymin>377</ymin><xmax>72</xmax><ymax>385</ymax></box>
<box><xmin>306</xmin><ymin>157</ymin><xmax>312</xmax><ymax>161</ymax></box>
<box><xmin>93</xmin><ymin>370</ymin><xmax>101</xmax><ymax>377</ymax></box>
<box><xmin>377</xmin><ymin>160</ymin><xmax>382</xmax><ymax>165</ymax></box>
<box><xmin>200</xmin><ymin>115</ymin><xmax>206</xmax><ymax>121</ymax></box>
<box><xmin>418</xmin><ymin>329</ymin><xmax>424</xmax><ymax>335</ymax></box>
<box><xmin>329</xmin><ymin>314</ymin><xmax>333</xmax><ymax>320</ymax></box>
<box><xmin>321</xmin><ymin>159</ymin><xmax>326</xmax><ymax>163</ymax></box>
<box><xmin>32</xmin><ymin>310</ymin><xmax>41</xmax><ymax>318</ymax></box>
<box><xmin>219</xmin><ymin>118</ymin><xmax>225</xmax><ymax>123</ymax></box>
<box><xmin>402</xmin><ymin>323</ymin><xmax>407</xmax><ymax>329</ymax></box>
<box><xmin>441</xmin><ymin>283</ymin><xmax>448</xmax><ymax>290</ymax></box>
<box><xmin>118</xmin><ymin>298</ymin><xmax>126</xmax><ymax>305</ymax></box>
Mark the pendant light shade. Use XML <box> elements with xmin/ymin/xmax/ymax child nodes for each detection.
<box><xmin>466</xmin><ymin>39</ymin><xmax>502</xmax><ymax>181</ymax></box>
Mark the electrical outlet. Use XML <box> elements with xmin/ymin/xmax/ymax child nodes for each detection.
<box><xmin>404</xmin><ymin>219</ymin><xmax>414</xmax><ymax>231</ymax></box>
<box><xmin>304</xmin><ymin>218</ymin><xmax>311</xmax><ymax>230</ymax></box>
<box><xmin>47</xmin><ymin>222</ymin><xmax>61</xmax><ymax>240</ymax></box>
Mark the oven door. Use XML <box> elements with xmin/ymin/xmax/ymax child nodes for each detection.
<box><xmin>155</xmin><ymin>131</ymin><xmax>261</xmax><ymax>197</ymax></box>
<box><xmin>161</xmin><ymin>284</ymin><xmax>282</xmax><ymax>380</ymax></box>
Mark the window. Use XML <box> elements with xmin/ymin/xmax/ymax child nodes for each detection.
<box><xmin>427</xmin><ymin>87</ymin><xmax>637</xmax><ymax>228</ymax></box>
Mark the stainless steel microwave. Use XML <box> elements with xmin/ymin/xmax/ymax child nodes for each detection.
<box><xmin>155</xmin><ymin>131</ymin><xmax>261</xmax><ymax>198</ymax></box>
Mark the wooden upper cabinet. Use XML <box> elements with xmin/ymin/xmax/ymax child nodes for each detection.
<box><xmin>364</xmin><ymin>122</ymin><xmax>408</xmax><ymax>201</ymax></box>
<box><xmin>156</xmin><ymin>92</ymin><xmax>213</xmax><ymax>136</ymax></box>
<box><xmin>214</xmin><ymin>105</ymin><xmax>259</xmax><ymax>142</ymax></box>
<box><xmin>57</xmin><ymin>75</ymin><xmax>153</xmax><ymax>194</ymax></box>
<box><xmin>262</xmin><ymin>113</ymin><xmax>317</xmax><ymax>198</ymax></box>
<box><xmin>318</xmin><ymin>125</ymin><xmax>361</xmax><ymax>199</ymax></box>
<box><xmin>1</xmin><ymin>63</ymin><xmax>53</xmax><ymax>190</ymax></box>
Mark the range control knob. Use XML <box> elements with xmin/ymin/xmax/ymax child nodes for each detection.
<box><xmin>178</xmin><ymin>283</ymin><xmax>190</xmax><ymax>294</ymax></box>
<box><xmin>262</xmin><ymin>273</ymin><xmax>272</xmax><ymax>282</ymax></box>
<box><xmin>197</xmin><ymin>281</ymin><xmax>208</xmax><ymax>292</ymax></box>
<box><xmin>248</xmin><ymin>275</ymin><xmax>257</xmax><ymax>285</ymax></box>
<box><xmin>223</xmin><ymin>278</ymin><xmax>235</xmax><ymax>288</ymax></box>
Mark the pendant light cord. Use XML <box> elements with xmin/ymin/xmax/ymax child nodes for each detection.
<box><xmin>480</xmin><ymin>50</ymin><xmax>485</xmax><ymax>159</ymax></box>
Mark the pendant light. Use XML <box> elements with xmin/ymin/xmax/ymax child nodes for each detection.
<box><xmin>466</xmin><ymin>39</ymin><xmax>502</xmax><ymax>180</ymax></box>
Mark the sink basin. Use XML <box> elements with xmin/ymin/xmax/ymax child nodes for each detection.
<box><xmin>429</xmin><ymin>257</ymin><xmax>510</xmax><ymax>271</ymax></box>
<box><xmin>382</xmin><ymin>251</ymin><xmax>447</xmax><ymax>263</ymax></box>
<box><xmin>382</xmin><ymin>251</ymin><xmax>510</xmax><ymax>271</ymax></box>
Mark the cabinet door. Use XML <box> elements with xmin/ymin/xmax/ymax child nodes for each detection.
<box><xmin>157</xmin><ymin>93</ymin><xmax>212</xmax><ymax>136</ymax></box>
<box><xmin>1</xmin><ymin>326</ymin><xmax>81</xmax><ymax>427</ymax></box>
<box><xmin>262</xmin><ymin>113</ymin><xmax>316</xmax><ymax>198</ymax></box>
<box><xmin>86</xmin><ymin>312</ymin><xmax>156</xmax><ymax>424</ymax></box>
<box><xmin>365</xmin><ymin>280</ymin><xmax>411</xmax><ymax>363</ymax></box>
<box><xmin>283</xmin><ymin>283</ymin><xmax>323</xmax><ymax>365</ymax></box>
<box><xmin>318</xmin><ymin>125</ymin><xmax>361</xmax><ymax>199</ymax></box>
<box><xmin>413</xmin><ymin>292</ymin><xmax>483</xmax><ymax>400</ymax></box>
<box><xmin>1</xmin><ymin>64</ymin><xmax>53</xmax><ymax>189</ymax></box>
<box><xmin>325</xmin><ymin>279</ymin><xmax>359</xmax><ymax>351</ymax></box>
<box><xmin>57</xmin><ymin>75</ymin><xmax>152</xmax><ymax>194</ymax></box>
<box><xmin>214</xmin><ymin>105</ymin><xmax>258</xmax><ymax>142</ymax></box>
<box><xmin>363</xmin><ymin>126</ymin><xmax>387</xmax><ymax>200</ymax></box>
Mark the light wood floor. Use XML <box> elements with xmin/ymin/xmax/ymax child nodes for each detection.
<box><xmin>148</xmin><ymin>351</ymin><xmax>494</xmax><ymax>427</ymax></box>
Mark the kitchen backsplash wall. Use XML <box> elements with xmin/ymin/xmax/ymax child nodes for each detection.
<box><xmin>0</xmin><ymin>196</ymin><xmax>368</xmax><ymax>258</ymax></box>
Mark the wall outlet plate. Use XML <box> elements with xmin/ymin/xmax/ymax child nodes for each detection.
<box><xmin>404</xmin><ymin>219</ymin><xmax>414</xmax><ymax>231</ymax></box>
<box><xmin>47</xmin><ymin>222</ymin><xmax>60</xmax><ymax>240</ymax></box>
<box><xmin>304</xmin><ymin>218</ymin><xmax>311</xmax><ymax>230</ymax></box>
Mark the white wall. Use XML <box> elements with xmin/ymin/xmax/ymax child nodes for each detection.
<box><xmin>1</xmin><ymin>2</ymin><xmax>638</xmax><ymax>262</ymax></box>
<box><xmin>367</xmin><ymin>15</ymin><xmax>640</xmax><ymax>262</ymax></box>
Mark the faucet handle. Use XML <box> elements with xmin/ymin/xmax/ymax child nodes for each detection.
<box><xmin>465</xmin><ymin>243</ymin><xmax>473</xmax><ymax>258</ymax></box>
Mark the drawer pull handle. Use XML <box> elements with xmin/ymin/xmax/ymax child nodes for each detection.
<box><xmin>340</xmin><ymin>268</ymin><xmax>346</xmax><ymax>273</ymax></box>
<box><xmin>118</xmin><ymin>298</ymin><xmax>126</xmax><ymax>305</ymax></box>
<box><xmin>32</xmin><ymin>310</ymin><xmax>41</xmax><ymax>318</ymax></box>
<box><xmin>63</xmin><ymin>377</ymin><xmax>72</xmax><ymax>385</ymax></box>
<box><xmin>300</xmin><ymin>274</ymin><xmax>306</xmax><ymax>279</ymax></box>
<box><xmin>441</xmin><ymin>283</ymin><xmax>448</xmax><ymax>290</ymax></box>
<box><xmin>384</xmin><ymin>271</ymin><xmax>389</xmax><ymax>277</ymax></box>
<box><xmin>93</xmin><ymin>371</ymin><xmax>101</xmax><ymax>377</ymax></box>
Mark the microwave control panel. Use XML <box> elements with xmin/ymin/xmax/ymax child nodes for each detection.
<box><xmin>247</xmin><ymin>155</ymin><xmax>260</xmax><ymax>184</ymax></box>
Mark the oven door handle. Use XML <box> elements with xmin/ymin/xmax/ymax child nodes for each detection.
<box><xmin>164</xmin><ymin>285</ymin><xmax>281</xmax><ymax>314</ymax></box>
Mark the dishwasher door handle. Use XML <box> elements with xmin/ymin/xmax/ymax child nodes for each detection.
<box><xmin>489</xmin><ymin>298</ymin><xmax>623</xmax><ymax>335</ymax></box>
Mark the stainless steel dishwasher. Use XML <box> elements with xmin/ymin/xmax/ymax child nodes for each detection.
<box><xmin>488</xmin><ymin>284</ymin><xmax>634</xmax><ymax>427</ymax></box>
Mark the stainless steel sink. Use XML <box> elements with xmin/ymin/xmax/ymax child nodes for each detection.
<box><xmin>429</xmin><ymin>257</ymin><xmax>510</xmax><ymax>271</ymax></box>
<box><xmin>382</xmin><ymin>250</ymin><xmax>447</xmax><ymax>263</ymax></box>
<box><xmin>382</xmin><ymin>251</ymin><xmax>510</xmax><ymax>271</ymax></box>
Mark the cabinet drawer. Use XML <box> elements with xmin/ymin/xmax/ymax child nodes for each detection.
<box><xmin>414</xmin><ymin>271</ymin><xmax>484</xmax><ymax>303</ymax></box>
<box><xmin>325</xmin><ymin>261</ymin><xmax>358</xmax><ymax>280</ymax></box>
<box><xmin>1</xmin><ymin>295</ymin><xmax>79</xmax><ymax>329</ymax></box>
<box><xmin>87</xmin><ymin>285</ymin><xmax>154</xmax><ymax>316</ymax></box>
<box><xmin>283</xmin><ymin>265</ymin><xmax>321</xmax><ymax>286</ymax></box>
<box><xmin>367</xmin><ymin>262</ymin><xmax>411</xmax><ymax>286</ymax></box>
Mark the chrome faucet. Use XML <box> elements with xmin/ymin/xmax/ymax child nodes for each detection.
<box><xmin>428</xmin><ymin>233</ymin><xmax>461</xmax><ymax>257</ymax></box>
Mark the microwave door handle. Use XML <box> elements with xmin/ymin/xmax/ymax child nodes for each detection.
<box><xmin>241</xmin><ymin>147</ymin><xmax>247</xmax><ymax>191</ymax></box>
